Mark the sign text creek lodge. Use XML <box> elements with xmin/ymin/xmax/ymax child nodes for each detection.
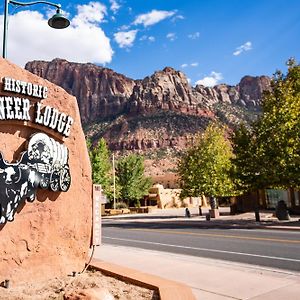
<box><xmin>0</xmin><ymin>77</ymin><xmax>74</xmax><ymax>137</ymax></box>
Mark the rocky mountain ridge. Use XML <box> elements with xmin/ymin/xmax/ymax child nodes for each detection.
<box><xmin>25</xmin><ymin>59</ymin><xmax>271</xmax><ymax>154</ymax></box>
<box><xmin>25</xmin><ymin>59</ymin><xmax>271</xmax><ymax>123</ymax></box>
<box><xmin>26</xmin><ymin>59</ymin><xmax>135</xmax><ymax>124</ymax></box>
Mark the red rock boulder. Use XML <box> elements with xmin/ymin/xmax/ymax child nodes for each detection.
<box><xmin>0</xmin><ymin>58</ymin><xmax>92</xmax><ymax>285</ymax></box>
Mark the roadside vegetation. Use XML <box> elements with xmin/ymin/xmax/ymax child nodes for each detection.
<box><xmin>177</xmin><ymin>123</ymin><xmax>236</xmax><ymax>208</ymax></box>
<box><xmin>87</xmin><ymin>138</ymin><xmax>151</xmax><ymax>207</ymax></box>
<box><xmin>178</xmin><ymin>59</ymin><xmax>300</xmax><ymax>202</ymax></box>
<box><xmin>232</xmin><ymin>59</ymin><xmax>300</xmax><ymax>191</ymax></box>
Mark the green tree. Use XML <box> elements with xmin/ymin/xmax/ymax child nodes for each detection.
<box><xmin>178</xmin><ymin>123</ymin><xmax>236</xmax><ymax>206</ymax></box>
<box><xmin>232</xmin><ymin>59</ymin><xmax>300</xmax><ymax>190</ymax></box>
<box><xmin>258</xmin><ymin>59</ymin><xmax>300</xmax><ymax>188</ymax></box>
<box><xmin>231</xmin><ymin>124</ymin><xmax>266</xmax><ymax>191</ymax></box>
<box><xmin>116</xmin><ymin>154</ymin><xmax>152</xmax><ymax>207</ymax></box>
<box><xmin>88</xmin><ymin>137</ymin><xmax>118</xmax><ymax>200</ymax></box>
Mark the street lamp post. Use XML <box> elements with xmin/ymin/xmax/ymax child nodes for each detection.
<box><xmin>2</xmin><ymin>0</ymin><xmax>70</xmax><ymax>58</ymax></box>
<box><xmin>112</xmin><ymin>153</ymin><xmax>116</xmax><ymax>210</ymax></box>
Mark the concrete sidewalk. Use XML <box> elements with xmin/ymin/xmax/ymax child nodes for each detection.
<box><xmin>94</xmin><ymin>244</ymin><xmax>300</xmax><ymax>300</ymax></box>
<box><xmin>103</xmin><ymin>207</ymin><xmax>300</xmax><ymax>231</ymax></box>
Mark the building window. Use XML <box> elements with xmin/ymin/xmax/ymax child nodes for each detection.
<box><xmin>266</xmin><ymin>189</ymin><xmax>290</xmax><ymax>208</ymax></box>
<box><xmin>294</xmin><ymin>191</ymin><xmax>300</xmax><ymax>206</ymax></box>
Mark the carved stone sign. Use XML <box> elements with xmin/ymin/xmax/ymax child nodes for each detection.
<box><xmin>0</xmin><ymin>76</ymin><xmax>72</xmax><ymax>224</ymax></box>
<box><xmin>1</xmin><ymin>77</ymin><xmax>74</xmax><ymax>137</ymax></box>
<box><xmin>0</xmin><ymin>59</ymin><xmax>92</xmax><ymax>285</ymax></box>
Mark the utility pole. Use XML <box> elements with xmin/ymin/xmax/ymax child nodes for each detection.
<box><xmin>112</xmin><ymin>153</ymin><xmax>116</xmax><ymax>210</ymax></box>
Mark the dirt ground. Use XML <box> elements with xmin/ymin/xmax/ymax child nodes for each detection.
<box><xmin>0</xmin><ymin>269</ymin><xmax>159</xmax><ymax>300</ymax></box>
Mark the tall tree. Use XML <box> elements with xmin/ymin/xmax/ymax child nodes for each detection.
<box><xmin>258</xmin><ymin>59</ymin><xmax>300</xmax><ymax>188</ymax></box>
<box><xmin>178</xmin><ymin>123</ymin><xmax>236</xmax><ymax>205</ymax></box>
<box><xmin>231</xmin><ymin>124</ymin><xmax>266</xmax><ymax>191</ymax></box>
<box><xmin>232</xmin><ymin>59</ymin><xmax>300</xmax><ymax>190</ymax></box>
<box><xmin>116</xmin><ymin>154</ymin><xmax>152</xmax><ymax>207</ymax></box>
<box><xmin>88</xmin><ymin>137</ymin><xmax>117</xmax><ymax>199</ymax></box>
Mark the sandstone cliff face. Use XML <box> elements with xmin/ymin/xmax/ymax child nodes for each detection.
<box><xmin>25</xmin><ymin>59</ymin><xmax>135</xmax><ymax>123</ymax></box>
<box><xmin>25</xmin><ymin>59</ymin><xmax>271</xmax><ymax>124</ymax></box>
<box><xmin>25</xmin><ymin>59</ymin><xmax>271</xmax><ymax>152</ymax></box>
<box><xmin>128</xmin><ymin>67</ymin><xmax>210</xmax><ymax>117</ymax></box>
<box><xmin>194</xmin><ymin>75</ymin><xmax>271</xmax><ymax>108</ymax></box>
<box><xmin>238</xmin><ymin>75</ymin><xmax>271</xmax><ymax>107</ymax></box>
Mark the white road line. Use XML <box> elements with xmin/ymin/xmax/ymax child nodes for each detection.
<box><xmin>103</xmin><ymin>236</ymin><xmax>300</xmax><ymax>263</ymax></box>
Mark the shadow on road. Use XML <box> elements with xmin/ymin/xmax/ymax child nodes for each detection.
<box><xmin>103</xmin><ymin>216</ymin><xmax>300</xmax><ymax>231</ymax></box>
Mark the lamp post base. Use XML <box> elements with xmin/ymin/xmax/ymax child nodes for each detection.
<box><xmin>209</xmin><ymin>208</ymin><xmax>220</xmax><ymax>218</ymax></box>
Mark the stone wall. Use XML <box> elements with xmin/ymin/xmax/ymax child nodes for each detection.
<box><xmin>0</xmin><ymin>58</ymin><xmax>92</xmax><ymax>285</ymax></box>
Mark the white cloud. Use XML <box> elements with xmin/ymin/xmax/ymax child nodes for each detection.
<box><xmin>0</xmin><ymin>3</ymin><xmax>113</xmax><ymax>67</ymax></box>
<box><xmin>72</xmin><ymin>1</ymin><xmax>107</xmax><ymax>26</ymax></box>
<box><xmin>119</xmin><ymin>24</ymin><xmax>130</xmax><ymax>31</ymax></box>
<box><xmin>114</xmin><ymin>29</ymin><xmax>138</xmax><ymax>48</ymax></box>
<box><xmin>188</xmin><ymin>32</ymin><xmax>200</xmax><ymax>39</ymax></box>
<box><xmin>233</xmin><ymin>41</ymin><xmax>252</xmax><ymax>56</ymax></box>
<box><xmin>172</xmin><ymin>15</ymin><xmax>184</xmax><ymax>22</ymax></box>
<box><xmin>140</xmin><ymin>35</ymin><xmax>155</xmax><ymax>42</ymax></box>
<box><xmin>181</xmin><ymin>62</ymin><xmax>198</xmax><ymax>68</ymax></box>
<box><xmin>195</xmin><ymin>71</ymin><xmax>223</xmax><ymax>87</ymax></box>
<box><xmin>133</xmin><ymin>9</ymin><xmax>176</xmax><ymax>27</ymax></box>
<box><xmin>166</xmin><ymin>32</ymin><xmax>176</xmax><ymax>41</ymax></box>
<box><xmin>110</xmin><ymin>0</ymin><xmax>121</xmax><ymax>14</ymax></box>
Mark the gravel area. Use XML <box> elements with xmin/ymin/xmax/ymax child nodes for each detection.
<box><xmin>0</xmin><ymin>269</ymin><xmax>159</xmax><ymax>300</ymax></box>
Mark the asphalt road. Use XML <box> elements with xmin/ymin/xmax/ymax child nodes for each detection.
<box><xmin>102</xmin><ymin>220</ymin><xmax>300</xmax><ymax>272</ymax></box>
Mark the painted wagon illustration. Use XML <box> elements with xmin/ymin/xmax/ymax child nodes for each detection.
<box><xmin>27</xmin><ymin>133</ymin><xmax>71</xmax><ymax>192</ymax></box>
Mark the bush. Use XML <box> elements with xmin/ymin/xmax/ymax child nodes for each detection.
<box><xmin>116</xmin><ymin>202</ymin><xmax>128</xmax><ymax>209</ymax></box>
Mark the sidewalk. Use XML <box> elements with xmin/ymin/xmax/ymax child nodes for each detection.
<box><xmin>94</xmin><ymin>244</ymin><xmax>300</xmax><ymax>300</ymax></box>
<box><xmin>103</xmin><ymin>207</ymin><xmax>300</xmax><ymax>231</ymax></box>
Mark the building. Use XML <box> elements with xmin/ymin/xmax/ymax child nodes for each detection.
<box><xmin>146</xmin><ymin>184</ymin><xmax>205</xmax><ymax>209</ymax></box>
<box><xmin>236</xmin><ymin>188</ymin><xmax>300</xmax><ymax>214</ymax></box>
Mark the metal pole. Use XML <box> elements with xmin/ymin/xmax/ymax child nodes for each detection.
<box><xmin>3</xmin><ymin>0</ymin><xmax>9</xmax><ymax>58</ymax></box>
<box><xmin>2</xmin><ymin>0</ymin><xmax>62</xmax><ymax>59</ymax></box>
<box><xmin>112</xmin><ymin>153</ymin><xmax>116</xmax><ymax>209</ymax></box>
<box><xmin>9</xmin><ymin>0</ymin><xmax>60</xmax><ymax>9</ymax></box>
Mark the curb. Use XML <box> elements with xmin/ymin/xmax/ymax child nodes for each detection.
<box><xmin>104</xmin><ymin>218</ymin><xmax>300</xmax><ymax>232</ymax></box>
<box><xmin>90</xmin><ymin>259</ymin><xmax>196</xmax><ymax>300</ymax></box>
<box><xmin>170</xmin><ymin>221</ymin><xmax>300</xmax><ymax>232</ymax></box>
<box><xmin>259</xmin><ymin>225</ymin><xmax>300</xmax><ymax>231</ymax></box>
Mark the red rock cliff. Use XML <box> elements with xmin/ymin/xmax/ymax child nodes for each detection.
<box><xmin>25</xmin><ymin>58</ymin><xmax>135</xmax><ymax>124</ymax></box>
<box><xmin>25</xmin><ymin>59</ymin><xmax>271</xmax><ymax>126</ymax></box>
<box><xmin>25</xmin><ymin>59</ymin><xmax>272</xmax><ymax>154</ymax></box>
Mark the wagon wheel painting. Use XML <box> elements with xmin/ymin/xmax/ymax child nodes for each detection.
<box><xmin>49</xmin><ymin>169</ymin><xmax>60</xmax><ymax>192</ymax></box>
<box><xmin>59</xmin><ymin>166</ymin><xmax>71</xmax><ymax>192</ymax></box>
<box><xmin>39</xmin><ymin>174</ymin><xmax>50</xmax><ymax>189</ymax></box>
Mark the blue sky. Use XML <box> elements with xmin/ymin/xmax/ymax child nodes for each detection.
<box><xmin>0</xmin><ymin>0</ymin><xmax>299</xmax><ymax>86</ymax></box>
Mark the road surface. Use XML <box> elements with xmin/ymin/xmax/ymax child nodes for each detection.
<box><xmin>102</xmin><ymin>219</ymin><xmax>300</xmax><ymax>272</ymax></box>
